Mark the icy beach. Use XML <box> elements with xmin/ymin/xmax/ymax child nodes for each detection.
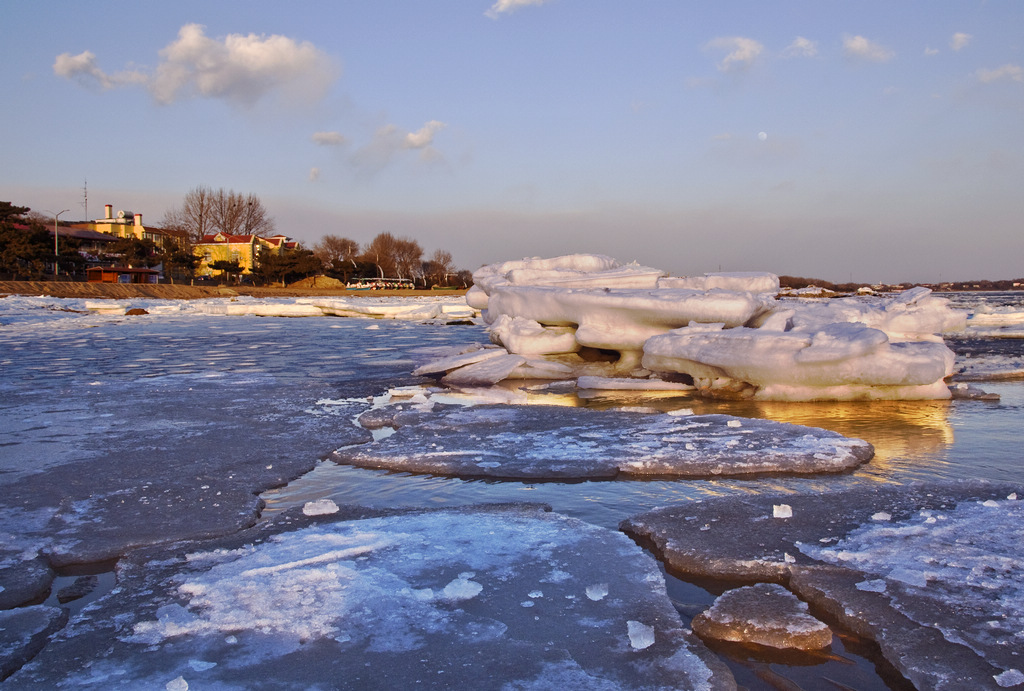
<box><xmin>2</xmin><ymin>268</ymin><xmax>1024</xmax><ymax>689</ymax></box>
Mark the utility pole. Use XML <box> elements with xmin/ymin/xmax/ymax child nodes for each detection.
<box><xmin>46</xmin><ymin>209</ymin><xmax>70</xmax><ymax>278</ymax></box>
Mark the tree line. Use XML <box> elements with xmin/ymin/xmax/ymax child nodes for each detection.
<box><xmin>1</xmin><ymin>193</ymin><xmax>471</xmax><ymax>288</ymax></box>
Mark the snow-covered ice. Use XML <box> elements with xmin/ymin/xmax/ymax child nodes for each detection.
<box><xmin>9</xmin><ymin>505</ymin><xmax>733</xmax><ymax>689</ymax></box>
<box><xmin>426</xmin><ymin>254</ymin><xmax>969</xmax><ymax>400</ymax></box>
<box><xmin>334</xmin><ymin>404</ymin><xmax>873</xmax><ymax>479</ymax></box>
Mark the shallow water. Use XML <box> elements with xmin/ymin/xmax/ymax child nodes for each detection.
<box><xmin>3</xmin><ymin>292</ymin><xmax>1021</xmax><ymax>690</ymax></box>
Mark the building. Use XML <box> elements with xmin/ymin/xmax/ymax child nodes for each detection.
<box><xmin>71</xmin><ymin>204</ymin><xmax>186</xmax><ymax>251</ymax></box>
<box><xmin>193</xmin><ymin>232</ymin><xmax>300</xmax><ymax>278</ymax></box>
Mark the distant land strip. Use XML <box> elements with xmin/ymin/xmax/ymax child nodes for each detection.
<box><xmin>0</xmin><ymin>281</ymin><xmax>467</xmax><ymax>301</ymax></box>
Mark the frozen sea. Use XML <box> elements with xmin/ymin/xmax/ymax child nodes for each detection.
<box><xmin>1</xmin><ymin>291</ymin><xmax>1022</xmax><ymax>689</ymax></box>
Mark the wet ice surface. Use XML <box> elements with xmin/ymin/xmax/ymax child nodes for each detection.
<box><xmin>2</xmin><ymin>292</ymin><xmax>1024</xmax><ymax>688</ymax></box>
<box><xmin>337</xmin><ymin>404</ymin><xmax>873</xmax><ymax>479</ymax></box>
<box><xmin>622</xmin><ymin>483</ymin><xmax>1024</xmax><ymax>690</ymax></box>
<box><xmin>10</xmin><ymin>505</ymin><xmax>732</xmax><ymax>690</ymax></box>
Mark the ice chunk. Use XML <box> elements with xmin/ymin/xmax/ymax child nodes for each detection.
<box><xmin>644</xmin><ymin>322</ymin><xmax>956</xmax><ymax>401</ymax></box>
<box><xmin>773</xmin><ymin>504</ymin><xmax>793</xmax><ymax>519</ymax></box>
<box><xmin>303</xmin><ymin>499</ymin><xmax>340</xmax><ymax>516</ymax></box>
<box><xmin>585</xmin><ymin>584</ymin><xmax>609</xmax><ymax>601</ymax></box>
<box><xmin>658</xmin><ymin>271</ymin><xmax>780</xmax><ymax>295</ymax></box>
<box><xmin>334</xmin><ymin>405</ymin><xmax>873</xmax><ymax>480</ymax></box>
<box><xmin>691</xmin><ymin>583</ymin><xmax>832</xmax><ymax>650</ymax></box>
<box><xmin>626</xmin><ymin>620</ymin><xmax>655</xmax><ymax>650</ymax></box>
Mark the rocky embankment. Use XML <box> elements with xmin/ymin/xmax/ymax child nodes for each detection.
<box><xmin>0</xmin><ymin>281</ymin><xmax>465</xmax><ymax>300</ymax></box>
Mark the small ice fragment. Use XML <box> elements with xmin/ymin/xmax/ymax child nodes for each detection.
<box><xmin>303</xmin><ymin>499</ymin><xmax>340</xmax><ymax>516</ymax></box>
<box><xmin>856</xmin><ymin>579</ymin><xmax>887</xmax><ymax>593</ymax></box>
<box><xmin>265</xmin><ymin>465</ymin><xmax>273</xmax><ymax>470</ymax></box>
<box><xmin>166</xmin><ymin>677</ymin><xmax>188</xmax><ymax>691</ymax></box>
<box><xmin>225</xmin><ymin>635</ymin><xmax>238</xmax><ymax>644</ymax></box>
<box><xmin>995</xmin><ymin>669</ymin><xmax>1024</xmax><ymax>688</ymax></box>
<box><xmin>668</xmin><ymin>408</ymin><xmax>694</xmax><ymax>416</ymax></box>
<box><xmin>528</xmin><ymin>590</ymin><xmax>543</xmax><ymax>598</ymax></box>
<box><xmin>727</xmin><ymin>420</ymin><xmax>742</xmax><ymax>428</ymax></box>
<box><xmin>773</xmin><ymin>504</ymin><xmax>793</xmax><ymax>519</ymax></box>
<box><xmin>871</xmin><ymin>511</ymin><xmax>892</xmax><ymax>521</ymax></box>
<box><xmin>982</xmin><ymin>500</ymin><xmax>1000</xmax><ymax>508</ymax></box>
<box><xmin>888</xmin><ymin>568</ymin><xmax>928</xmax><ymax>587</ymax></box>
<box><xmin>586</xmin><ymin>583</ymin><xmax>609</xmax><ymax>601</ymax></box>
<box><xmin>1009</xmin><ymin>493</ymin><xmax>1018</xmax><ymax>501</ymax></box>
<box><xmin>188</xmin><ymin>660</ymin><xmax>217</xmax><ymax>672</ymax></box>
<box><xmin>784</xmin><ymin>553</ymin><xmax>796</xmax><ymax>563</ymax></box>
<box><xmin>441</xmin><ymin>576</ymin><xmax>483</xmax><ymax>601</ymax></box>
<box><xmin>627</xmin><ymin>620</ymin><xmax>656</xmax><ymax>650</ymax></box>
<box><xmin>521</xmin><ymin>601</ymin><xmax>535</xmax><ymax>608</ymax></box>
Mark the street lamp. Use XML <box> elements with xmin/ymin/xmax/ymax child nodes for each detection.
<box><xmin>46</xmin><ymin>209</ymin><xmax>69</xmax><ymax>278</ymax></box>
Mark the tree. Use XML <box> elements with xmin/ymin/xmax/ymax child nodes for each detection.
<box><xmin>163</xmin><ymin>247</ymin><xmax>200</xmax><ymax>284</ymax></box>
<box><xmin>393</xmin><ymin>237</ymin><xmax>423</xmax><ymax>282</ymax></box>
<box><xmin>314</xmin><ymin>235</ymin><xmax>361</xmax><ymax>281</ymax></box>
<box><xmin>209</xmin><ymin>259</ymin><xmax>242</xmax><ymax>284</ymax></box>
<box><xmin>254</xmin><ymin>248</ymin><xmax>322</xmax><ymax>286</ymax></box>
<box><xmin>162</xmin><ymin>185</ymin><xmax>215</xmax><ymax>245</ymax></box>
<box><xmin>108</xmin><ymin>237</ymin><xmax>160</xmax><ymax>268</ymax></box>
<box><xmin>361</xmin><ymin>232</ymin><xmax>398</xmax><ymax>278</ymax></box>
<box><xmin>0</xmin><ymin>205</ymin><xmax>50</xmax><ymax>279</ymax></box>
<box><xmin>163</xmin><ymin>186</ymin><xmax>274</xmax><ymax>244</ymax></box>
<box><xmin>423</xmin><ymin>249</ymin><xmax>455</xmax><ymax>287</ymax></box>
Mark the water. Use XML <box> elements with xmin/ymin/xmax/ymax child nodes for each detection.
<box><xmin>3</xmin><ymin>291</ymin><xmax>1022</xmax><ymax>689</ymax></box>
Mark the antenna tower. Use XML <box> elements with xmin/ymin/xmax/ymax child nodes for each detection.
<box><xmin>81</xmin><ymin>179</ymin><xmax>88</xmax><ymax>221</ymax></box>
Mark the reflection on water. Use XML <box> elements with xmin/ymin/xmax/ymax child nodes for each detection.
<box><xmin>262</xmin><ymin>380</ymin><xmax>1023</xmax><ymax>531</ymax></box>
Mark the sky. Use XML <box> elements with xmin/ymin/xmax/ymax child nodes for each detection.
<box><xmin>2</xmin><ymin>0</ymin><xmax>1022</xmax><ymax>284</ymax></box>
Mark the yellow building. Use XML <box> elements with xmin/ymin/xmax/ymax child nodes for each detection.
<box><xmin>71</xmin><ymin>204</ymin><xmax>185</xmax><ymax>250</ymax></box>
<box><xmin>193</xmin><ymin>232</ymin><xmax>299</xmax><ymax>277</ymax></box>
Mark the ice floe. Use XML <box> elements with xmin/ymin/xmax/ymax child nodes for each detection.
<box><xmin>621</xmin><ymin>482</ymin><xmax>1024</xmax><ymax>690</ymax></box>
<box><xmin>332</xmin><ymin>404</ymin><xmax>873</xmax><ymax>479</ymax></box>
<box><xmin>9</xmin><ymin>505</ymin><xmax>733</xmax><ymax>689</ymax></box>
<box><xmin>690</xmin><ymin>583</ymin><xmax>833</xmax><ymax>651</ymax></box>
<box><xmin>417</xmin><ymin>254</ymin><xmax>970</xmax><ymax>400</ymax></box>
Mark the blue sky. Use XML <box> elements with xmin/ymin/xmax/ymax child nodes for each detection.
<box><xmin>3</xmin><ymin>0</ymin><xmax>1022</xmax><ymax>283</ymax></box>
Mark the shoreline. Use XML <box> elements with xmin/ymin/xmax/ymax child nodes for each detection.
<box><xmin>0</xmin><ymin>280</ymin><xmax>467</xmax><ymax>301</ymax></box>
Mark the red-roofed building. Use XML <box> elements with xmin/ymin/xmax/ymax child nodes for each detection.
<box><xmin>193</xmin><ymin>231</ymin><xmax>300</xmax><ymax>278</ymax></box>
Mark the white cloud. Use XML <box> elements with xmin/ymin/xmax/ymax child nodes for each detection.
<box><xmin>55</xmin><ymin>24</ymin><xmax>338</xmax><ymax>107</ymax></box>
<box><xmin>352</xmin><ymin>119</ymin><xmax>448</xmax><ymax>173</ymax></box>
<box><xmin>312</xmin><ymin>131</ymin><xmax>347</xmax><ymax>146</ymax></box>
<box><xmin>485</xmin><ymin>0</ymin><xmax>551</xmax><ymax>19</ymax></box>
<box><xmin>783</xmin><ymin>36</ymin><xmax>818</xmax><ymax>58</ymax></box>
<box><xmin>308</xmin><ymin>167</ymin><xmax>321</xmax><ymax>182</ymax></box>
<box><xmin>950</xmin><ymin>32</ymin><xmax>972</xmax><ymax>52</ymax></box>
<box><xmin>53</xmin><ymin>50</ymin><xmax>146</xmax><ymax>89</ymax></box>
<box><xmin>976</xmin><ymin>64</ymin><xmax>1024</xmax><ymax>84</ymax></box>
<box><xmin>150</xmin><ymin>24</ymin><xmax>337</xmax><ymax>106</ymax></box>
<box><xmin>842</xmin><ymin>35</ymin><xmax>894</xmax><ymax>62</ymax></box>
<box><xmin>924</xmin><ymin>47</ymin><xmax>939</xmax><ymax>56</ymax></box>
<box><xmin>706</xmin><ymin>37</ymin><xmax>764</xmax><ymax>72</ymax></box>
<box><xmin>404</xmin><ymin>120</ymin><xmax>446</xmax><ymax>149</ymax></box>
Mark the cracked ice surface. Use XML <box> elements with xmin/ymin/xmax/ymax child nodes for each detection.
<box><xmin>622</xmin><ymin>482</ymin><xmax>1024</xmax><ymax>690</ymax></box>
<box><xmin>334</xmin><ymin>404</ymin><xmax>873</xmax><ymax>479</ymax></box>
<box><xmin>9</xmin><ymin>506</ymin><xmax>733</xmax><ymax>690</ymax></box>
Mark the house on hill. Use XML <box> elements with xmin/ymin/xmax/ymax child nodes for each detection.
<box><xmin>193</xmin><ymin>232</ymin><xmax>300</xmax><ymax>278</ymax></box>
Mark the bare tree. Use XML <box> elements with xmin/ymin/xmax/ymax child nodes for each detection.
<box><xmin>423</xmin><ymin>249</ymin><xmax>454</xmax><ymax>286</ymax></box>
<box><xmin>164</xmin><ymin>187</ymin><xmax>274</xmax><ymax>243</ymax></box>
<box><xmin>393</xmin><ymin>237</ymin><xmax>423</xmax><ymax>281</ymax></box>
<box><xmin>314</xmin><ymin>235</ymin><xmax>360</xmax><ymax>268</ymax></box>
<box><xmin>361</xmin><ymin>232</ymin><xmax>398</xmax><ymax>278</ymax></box>
<box><xmin>162</xmin><ymin>185</ymin><xmax>215</xmax><ymax>245</ymax></box>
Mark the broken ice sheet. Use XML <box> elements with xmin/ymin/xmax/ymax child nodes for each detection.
<box><xmin>9</xmin><ymin>505</ymin><xmax>732</xmax><ymax>689</ymax></box>
<box><xmin>622</xmin><ymin>482</ymin><xmax>1024</xmax><ymax>691</ymax></box>
<box><xmin>337</xmin><ymin>404</ymin><xmax>873</xmax><ymax>479</ymax></box>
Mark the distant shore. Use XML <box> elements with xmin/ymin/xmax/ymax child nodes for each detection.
<box><xmin>0</xmin><ymin>281</ymin><xmax>468</xmax><ymax>301</ymax></box>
